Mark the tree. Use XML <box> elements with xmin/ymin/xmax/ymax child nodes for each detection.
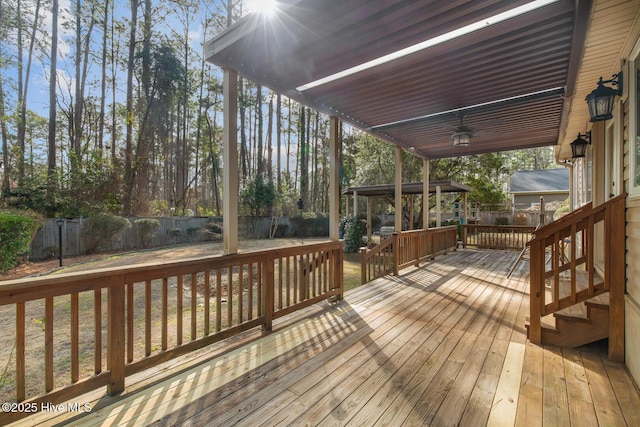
<box><xmin>46</xmin><ymin>0</ymin><xmax>59</xmax><ymax>211</ymax></box>
<box><xmin>241</xmin><ymin>174</ymin><xmax>275</xmax><ymax>217</ymax></box>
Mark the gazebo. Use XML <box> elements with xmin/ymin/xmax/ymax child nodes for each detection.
<box><xmin>343</xmin><ymin>180</ymin><xmax>472</xmax><ymax>242</ymax></box>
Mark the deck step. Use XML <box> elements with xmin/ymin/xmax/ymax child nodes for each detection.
<box><xmin>526</xmin><ymin>292</ymin><xmax>610</xmax><ymax>348</ymax></box>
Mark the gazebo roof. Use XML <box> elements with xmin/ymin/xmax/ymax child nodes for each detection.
<box><xmin>343</xmin><ymin>180</ymin><xmax>472</xmax><ymax>197</ymax></box>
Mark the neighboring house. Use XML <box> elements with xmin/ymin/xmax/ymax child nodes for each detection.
<box><xmin>509</xmin><ymin>169</ymin><xmax>569</xmax><ymax>209</ymax></box>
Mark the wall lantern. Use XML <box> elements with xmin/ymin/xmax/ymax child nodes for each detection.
<box><xmin>585</xmin><ymin>72</ymin><xmax>623</xmax><ymax>122</ymax></box>
<box><xmin>570</xmin><ymin>132</ymin><xmax>591</xmax><ymax>159</ymax></box>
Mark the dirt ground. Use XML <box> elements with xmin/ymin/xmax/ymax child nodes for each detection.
<box><xmin>1</xmin><ymin>237</ymin><xmax>329</xmax><ymax>282</ymax></box>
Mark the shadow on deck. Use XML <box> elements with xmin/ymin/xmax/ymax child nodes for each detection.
<box><xmin>18</xmin><ymin>249</ymin><xmax>640</xmax><ymax>426</ymax></box>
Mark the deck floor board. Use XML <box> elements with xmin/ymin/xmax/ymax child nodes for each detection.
<box><xmin>16</xmin><ymin>249</ymin><xmax>640</xmax><ymax>427</ymax></box>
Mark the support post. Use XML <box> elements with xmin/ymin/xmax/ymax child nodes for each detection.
<box><xmin>107</xmin><ymin>275</ymin><xmax>125</xmax><ymax>395</ymax></box>
<box><xmin>423</xmin><ymin>158</ymin><xmax>430</xmax><ymax>229</ymax></box>
<box><xmin>223</xmin><ymin>68</ymin><xmax>239</xmax><ymax>255</ymax></box>
<box><xmin>366</xmin><ymin>197</ymin><xmax>372</xmax><ymax>245</ymax></box>
<box><xmin>353</xmin><ymin>190</ymin><xmax>358</xmax><ymax>217</ymax></box>
<box><xmin>395</xmin><ymin>146</ymin><xmax>402</xmax><ymax>232</ymax></box>
<box><xmin>436</xmin><ymin>185</ymin><xmax>442</xmax><ymax>227</ymax></box>
<box><xmin>329</xmin><ymin>117</ymin><xmax>340</xmax><ymax>241</ymax></box>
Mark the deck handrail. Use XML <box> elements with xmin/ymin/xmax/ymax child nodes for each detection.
<box><xmin>360</xmin><ymin>226</ymin><xmax>457</xmax><ymax>285</ymax></box>
<box><xmin>527</xmin><ymin>194</ymin><xmax>625</xmax><ymax>361</ymax></box>
<box><xmin>461</xmin><ymin>224</ymin><xmax>537</xmax><ymax>250</ymax></box>
<box><xmin>0</xmin><ymin>241</ymin><xmax>344</xmax><ymax>424</ymax></box>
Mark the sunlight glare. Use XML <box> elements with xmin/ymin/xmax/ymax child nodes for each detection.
<box><xmin>247</xmin><ymin>0</ymin><xmax>279</xmax><ymax>16</ymax></box>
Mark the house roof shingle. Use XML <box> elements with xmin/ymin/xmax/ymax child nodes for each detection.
<box><xmin>509</xmin><ymin>169</ymin><xmax>569</xmax><ymax>193</ymax></box>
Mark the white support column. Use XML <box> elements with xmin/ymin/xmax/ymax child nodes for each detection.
<box><xmin>329</xmin><ymin>116</ymin><xmax>340</xmax><ymax>241</ymax></box>
<box><xmin>423</xmin><ymin>158</ymin><xmax>430</xmax><ymax>229</ymax></box>
<box><xmin>366</xmin><ymin>197</ymin><xmax>372</xmax><ymax>244</ymax></box>
<box><xmin>436</xmin><ymin>185</ymin><xmax>442</xmax><ymax>227</ymax></box>
<box><xmin>395</xmin><ymin>146</ymin><xmax>403</xmax><ymax>232</ymax></box>
<box><xmin>353</xmin><ymin>190</ymin><xmax>358</xmax><ymax>217</ymax></box>
<box><xmin>223</xmin><ymin>68</ymin><xmax>239</xmax><ymax>254</ymax></box>
<box><xmin>462</xmin><ymin>192</ymin><xmax>468</xmax><ymax>225</ymax></box>
<box><xmin>409</xmin><ymin>195</ymin><xmax>414</xmax><ymax>230</ymax></box>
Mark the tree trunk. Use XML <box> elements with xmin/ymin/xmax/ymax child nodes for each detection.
<box><xmin>47</xmin><ymin>0</ymin><xmax>59</xmax><ymax>209</ymax></box>
<box><xmin>123</xmin><ymin>0</ymin><xmax>138</xmax><ymax>215</ymax></box>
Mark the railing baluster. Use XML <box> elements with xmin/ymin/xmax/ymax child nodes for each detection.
<box><xmin>238</xmin><ymin>267</ymin><xmax>244</xmax><ymax>324</ymax></box>
<box><xmin>162</xmin><ymin>278</ymin><xmax>168</xmax><ymax>350</ymax></box>
<box><xmin>204</xmin><ymin>271</ymin><xmax>210</xmax><ymax>336</ymax></box>
<box><xmin>45</xmin><ymin>297</ymin><xmax>53</xmax><ymax>392</ymax></box>
<box><xmin>249</xmin><ymin>262</ymin><xmax>254</xmax><ymax>319</ymax></box>
<box><xmin>145</xmin><ymin>280</ymin><xmax>152</xmax><ymax>356</ymax></box>
<box><xmin>191</xmin><ymin>273</ymin><xmax>197</xmax><ymax>340</ymax></box>
<box><xmin>127</xmin><ymin>283</ymin><xmax>134</xmax><ymax>361</ymax></box>
<box><xmin>216</xmin><ymin>269</ymin><xmax>222</xmax><ymax>332</ymax></box>
<box><xmin>71</xmin><ymin>292</ymin><xmax>79</xmax><ymax>383</ymax></box>
<box><xmin>16</xmin><ymin>302</ymin><xmax>25</xmax><ymax>401</ymax></box>
<box><xmin>227</xmin><ymin>268</ymin><xmax>233</xmax><ymax>327</ymax></box>
<box><xmin>177</xmin><ymin>275</ymin><xmax>183</xmax><ymax>345</ymax></box>
<box><xmin>94</xmin><ymin>289</ymin><xmax>102</xmax><ymax>374</ymax></box>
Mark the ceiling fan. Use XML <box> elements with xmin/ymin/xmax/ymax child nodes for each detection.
<box><xmin>450</xmin><ymin>113</ymin><xmax>502</xmax><ymax>147</ymax></box>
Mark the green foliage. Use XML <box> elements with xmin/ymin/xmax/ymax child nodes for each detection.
<box><xmin>340</xmin><ymin>214</ymin><xmax>366</xmax><ymax>253</ymax></box>
<box><xmin>495</xmin><ymin>217</ymin><xmax>509</xmax><ymax>225</ymax></box>
<box><xmin>554</xmin><ymin>197</ymin><xmax>571</xmax><ymax>220</ymax></box>
<box><xmin>150</xmin><ymin>200</ymin><xmax>170</xmax><ymax>216</ymax></box>
<box><xmin>167</xmin><ymin>228</ymin><xmax>181</xmax><ymax>244</ymax></box>
<box><xmin>186</xmin><ymin>227</ymin><xmax>202</xmax><ymax>242</ymax></box>
<box><xmin>465</xmin><ymin>175</ymin><xmax>508</xmax><ymax>210</ymax></box>
<box><xmin>83</xmin><ymin>215</ymin><xmax>131</xmax><ymax>254</ymax></box>
<box><xmin>0</xmin><ymin>212</ymin><xmax>38</xmax><ymax>272</ymax></box>
<box><xmin>241</xmin><ymin>175</ymin><xmax>276</xmax><ymax>216</ymax></box>
<box><xmin>134</xmin><ymin>218</ymin><xmax>160</xmax><ymax>248</ymax></box>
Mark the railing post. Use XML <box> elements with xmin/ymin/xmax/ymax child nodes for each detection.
<box><xmin>337</xmin><ymin>247</ymin><xmax>344</xmax><ymax>299</ymax></box>
<box><xmin>414</xmin><ymin>233</ymin><xmax>420</xmax><ymax>267</ymax></box>
<box><xmin>263</xmin><ymin>258</ymin><xmax>275</xmax><ymax>331</ymax></box>
<box><xmin>529</xmin><ymin>240</ymin><xmax>543</xmax><ymax>345</ymax></box>
<box><xmin>462</xmin><ymin>225</ymin><xmax>467</xmax><ymax>248</ymax></box>
<box><xmin>392</xmin><ymin>232</ymin><xmax>399</xmax><ymax>276</ymax></box>
<box><xmin>107</xmin><ymin>274</ymin><xmax>125</xmax><ymax>395</ymax></box>
<box><xmin>360</xmin><ymin>247</ymin><xmax>367</xmax><ymax>285</ymax></box>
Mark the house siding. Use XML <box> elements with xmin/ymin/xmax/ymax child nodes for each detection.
<box><xmin>624</xmin><ymin>88</ymin><xmax>640</xmax><ymax>383</ymax></box>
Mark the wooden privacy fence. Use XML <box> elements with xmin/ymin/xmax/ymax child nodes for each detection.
<box><xmin>461</xmin><ymin>224</ymin><xmax>536</xmax><ymax>249</ymax></box>
<box><xmin>360</xmin><ymin>226</ymin><xmax>458</xmax><ymax>285</ymax></box>
<box><xmin>0</xmin><ymin>241</ymin><xmax>343</xmax><ymax>424</ymax></box>
<box><xmin>527</xmin><ymin>194</ymin><xmax>625</xmax><ymax>361</ymax></box>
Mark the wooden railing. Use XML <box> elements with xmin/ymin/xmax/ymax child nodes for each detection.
<box><xmin>0</xmin><ymin>241</ymin><xmax>343</xmax><ymax>424</ymax></box>
<box><xmin>462</xmin><ymin>224</ymin><xmax>536</xmax><ymax>249</ymax></box>
<box><xmin>360</xmin><ymin>226</ymin><xmax>458</xmax><ymax>285</ymax></box>
<box><xmin>527</xmin><ymin>194</ymin><xmax>625</xmax><ymax>361</ymax></box>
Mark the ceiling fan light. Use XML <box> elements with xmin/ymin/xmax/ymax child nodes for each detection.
<box><xmin>452</xmin><ymin>130</ymin><xmax>471</xmax><ymax>147</ymax></box>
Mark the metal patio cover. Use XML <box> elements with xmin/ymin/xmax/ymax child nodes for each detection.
<box><xmin>205</xmin><ymin>0</ymin><xmax>589</xmax><ymax>159</ymax></box>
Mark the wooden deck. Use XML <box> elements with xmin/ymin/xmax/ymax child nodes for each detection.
<box><xmin>16</xmin><ymin>249</ymin><xmax>640</xmax><ymax>426</ymax></box>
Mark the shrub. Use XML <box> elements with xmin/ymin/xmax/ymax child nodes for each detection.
<box><xmin>83</xmin><ymin>215</ymin><xmax>131</xmax><ymax>254</ymax></box>
<box><xmin>167</xmin><ymin>228</ymin><xmax>181</xmax><ymax>244</ymax></box>
<box><xmin>495</xmin><ymin>217</ymin><xmax>509</xmax><ymax>226</ymax></box>
<box><xmin>187</xmin><ymin>227</ymin><xmax>202</xmax><ymax>242</ymax></box>
<box><xmin>341</xmin><ymin>214</ymin><xmax>366</xmax><ymax>253</ymax></box>
<box><xmin>135</xmin><ymin>218</ymin><xmax>160</xmax><ymax>248</ymax></box>
<box><xmin>0</xmin><ymin>212</ymin><xmax>38</xmax><ymax>272</ymax></box>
